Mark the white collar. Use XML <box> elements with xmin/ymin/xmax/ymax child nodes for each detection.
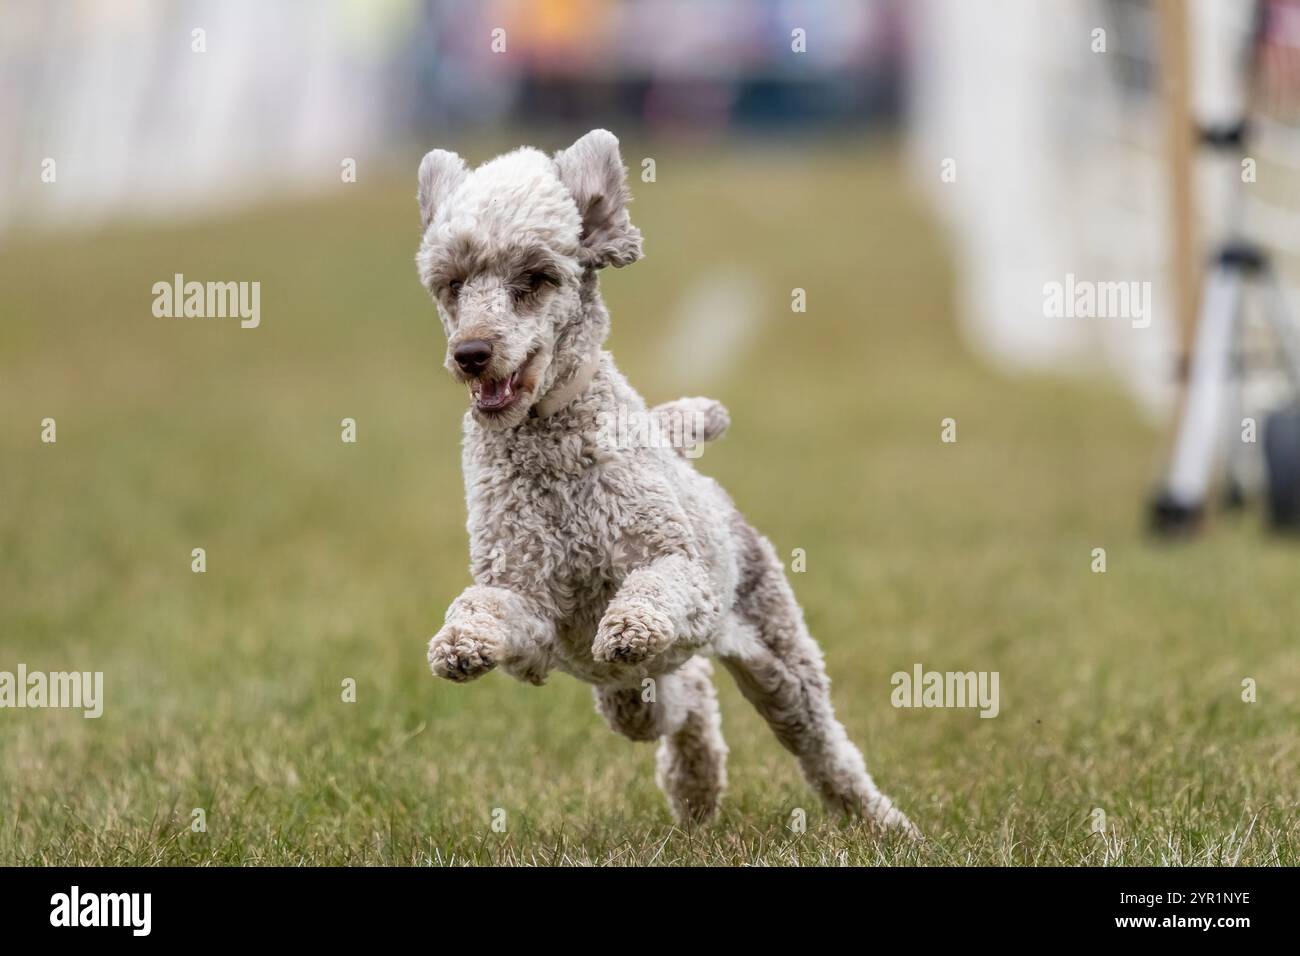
<box><xmin>531</xmin><ymin>349</ymin><xmax>601</xmax><ymax>419</ymax></box>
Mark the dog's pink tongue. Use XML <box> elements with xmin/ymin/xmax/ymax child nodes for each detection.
<box><xmin>478</xmin><ymin>378</ymin><xmax>509</xmax><ymax>408</ymax></box>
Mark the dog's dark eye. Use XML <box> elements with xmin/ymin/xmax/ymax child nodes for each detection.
<box><xmin>514</xmin><ymin>271</ymin><xmax>553</xmax><ymax>300</ymax></box>
<box><xmin>447</xmin><ymin>279</ymin><xmax>463</xmax><ymax>298</ymax></box>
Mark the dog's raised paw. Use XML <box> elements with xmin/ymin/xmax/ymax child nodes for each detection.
<box><xmin>592</xmin><ymin>603</ymin><xmax>675</xmax><ymax>664</ymax></box>
<box><xmin>427</xmin><ymin>625</ymin><xmax>499</xmax><ymax>682</ymax></box>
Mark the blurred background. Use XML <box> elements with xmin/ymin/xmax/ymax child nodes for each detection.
<box><xmin>8</xmin><ymin>0</ymin><xmax>1300</xmax><ymax>417</ymax></box>
<box><xmin>2</xmin><ymin>0</ymin><xmax>1298</xmax><ymax>864</ymax></box>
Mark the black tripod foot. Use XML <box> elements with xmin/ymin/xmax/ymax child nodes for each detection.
<box><xmin>1148</xmin><ymin>493</ymin><xmax>1204</xmax><ymax>537</ymax></box>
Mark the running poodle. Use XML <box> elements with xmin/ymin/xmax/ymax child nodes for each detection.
<box><xmin>415</xmin><ymin>130</ymin><xmax>916</xmax><ymax>834</ymax></box>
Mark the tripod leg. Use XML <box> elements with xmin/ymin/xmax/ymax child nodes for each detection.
<box><xmin>1221</xmin><ymin>300</ymin><xmax>1249</xmax><ymax>510</ymax></box>
<box><xmin>1153</xmin><ymin>262</ymin><xmax>1243</xmax><ymax>530</ymax></box>
<box><xmin>1259</xmin><ymin>265</ymin><xmax>1300</xmax><ymax>393</ymax></box>
<box><xmin>1256</xmin><ymin>264</ymin><xmax>1300</xmax><ymax>531</ymax></box>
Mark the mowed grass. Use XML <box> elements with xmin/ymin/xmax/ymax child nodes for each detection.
<box><xmin>1</xmin><ymin>139</ymin><xmax>1297</xmax><ymax>866</ymax></box>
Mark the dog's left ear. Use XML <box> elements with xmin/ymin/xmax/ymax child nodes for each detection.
<box><xmin>554</xmin><ymin>129</ymin><xmax>643</xmax><ymax>269</ymax></box>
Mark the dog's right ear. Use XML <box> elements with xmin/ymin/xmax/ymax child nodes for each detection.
<box><xmin>417</xmin><ymin>149</ymin><xmax>468</xmax><ymax>231</ymax></box>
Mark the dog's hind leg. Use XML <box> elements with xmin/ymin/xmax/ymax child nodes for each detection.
<box><xmin>654</xmin><ymin>657</ymin><xmax>728</xmax><ymax>824</ymax></box>
<box><xmin>719</xmin><ymin>522</ymin><xmax>918</xmax><ymax>837</ymax></box>
<box><xmin>650</xmin><ymin>397</ymin><xmax>729</xmax><ymax>458</ymax></box>
<box><xmin>593</xmin><ymin>656</ymin><xmax>727</xmax><ymax>823</ymax></box>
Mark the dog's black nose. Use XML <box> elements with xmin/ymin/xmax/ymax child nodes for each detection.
<box><xmin>454</xmin><ymin>340</ymin><xmax>493</xmax><ymax>375</ymax></box>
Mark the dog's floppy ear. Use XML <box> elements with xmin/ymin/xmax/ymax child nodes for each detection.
<box><xmin>554</xmin><ymin>129</ymin><xmax>643</xmax><ymax>269</ymax></box>
<box><xmin>417</xmin><ymin>149</ymin><xmax>468</xmax><ymax>231</ymax></box>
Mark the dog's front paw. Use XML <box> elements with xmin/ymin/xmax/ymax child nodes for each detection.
<box><xmin>427</xmin><ymin>623</ymin><xmax>500</xmax><ymax>683</ymax></box>
<box><xmin>592</xmin><ymin>602</ymin><xmax>675</xmax><ymax>664</ymax></box>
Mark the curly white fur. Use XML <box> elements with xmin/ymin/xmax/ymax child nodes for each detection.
<box><xmin>415</xmin><ymin>130</ymin><xmax>916</xmax><ymax>835</ymax></box>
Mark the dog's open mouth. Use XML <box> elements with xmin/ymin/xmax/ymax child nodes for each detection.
<box><xmin>471</xmin><ymin>352</ymin><xmax>536</xmax><ymax>415</ymax></box>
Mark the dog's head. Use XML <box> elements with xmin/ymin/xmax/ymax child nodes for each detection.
<box><xmin>415</xmin><ymin>129</ymin><xmax>642</xmax><ymax>429</ymax></box>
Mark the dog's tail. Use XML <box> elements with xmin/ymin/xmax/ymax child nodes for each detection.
<box><xmin>651</xmin><ymin>396</ymin><xmax>729</xmax><ymax>458</ymax></box>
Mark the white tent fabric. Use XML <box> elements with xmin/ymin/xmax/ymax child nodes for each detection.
<box><xmin>906</xmin><ymin>0</ymin><xmax>1274</xmax><ymax>421</ymax></box>
<box><xmin>0</xmin><ymin>0</ymin><xmax>403</xmax><ymax>234</ymax></box>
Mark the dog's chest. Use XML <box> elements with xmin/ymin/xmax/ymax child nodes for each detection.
<box><xmin>465</xmin><ymin>436</ymin><xmax>631</xmax><ymax>616</ymax></box>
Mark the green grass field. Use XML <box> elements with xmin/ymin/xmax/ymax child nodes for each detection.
<box><xmin>2</xmin><ymin>140</ymin><xmax>1297</xmax><ymax>865</ymax></box>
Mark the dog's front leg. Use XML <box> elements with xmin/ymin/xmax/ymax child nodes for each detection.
<box><xmin>428</xmin><ymin>585</ymin><xmax>554</xmax><ymax>685</ymax></box>
<box><xmin>593</xmin><ymin>553</ymin><xmax>721</xmax><ymax>664</ymax></box>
